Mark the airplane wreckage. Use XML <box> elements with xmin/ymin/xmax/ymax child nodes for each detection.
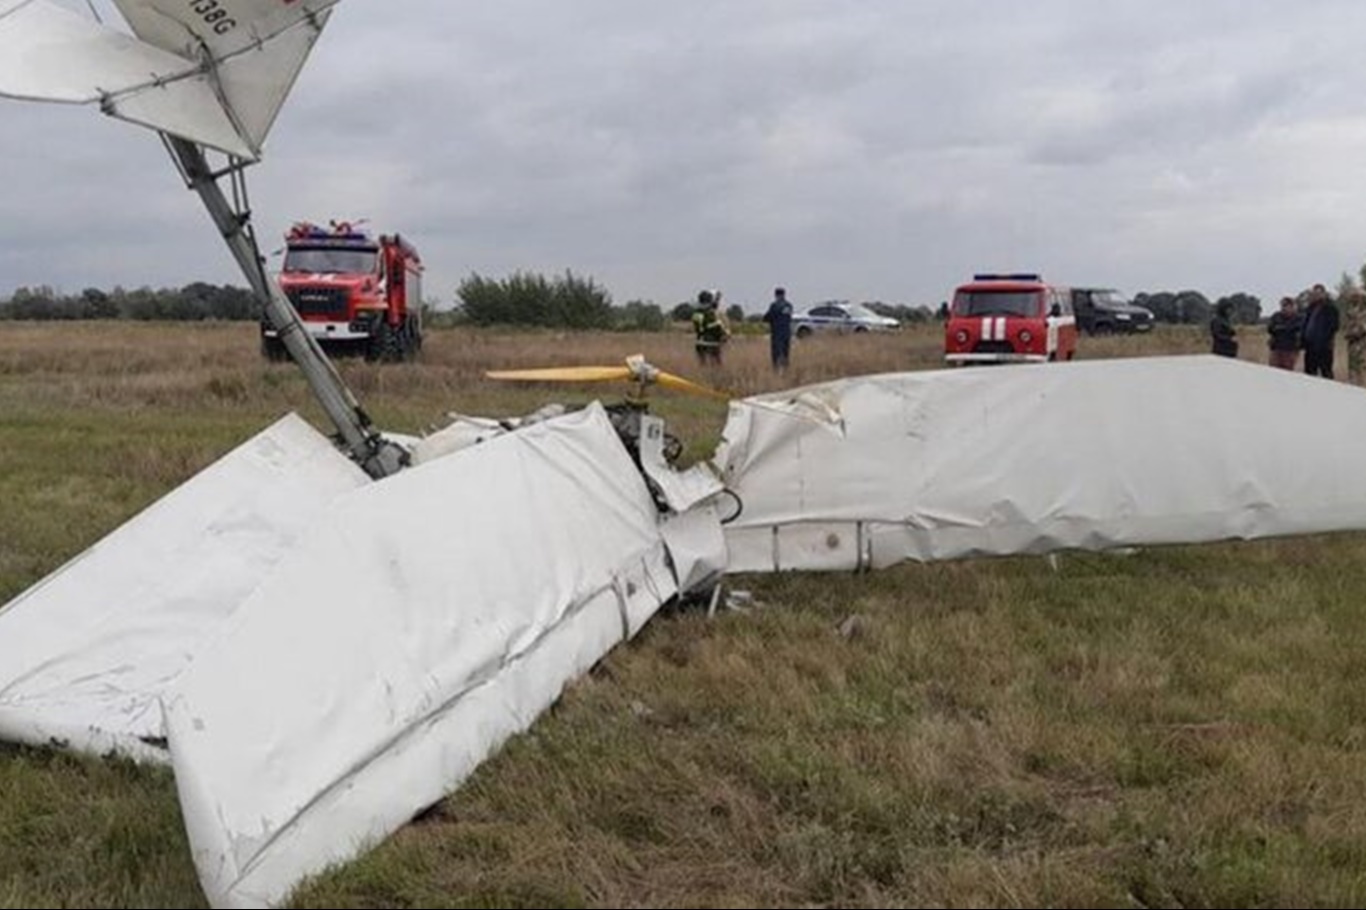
<box><xmin>4</xmin><ymin>2</ymin><xmax>1366</xmax><ymax>908</ymax></box>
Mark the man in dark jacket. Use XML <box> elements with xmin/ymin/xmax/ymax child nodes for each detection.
<box><xmin>1209</xmin><ymin>301</ymin><xmax>1238</xmax><ymax>358</ymax></box>
<box><xmin>763</xmin><ymin>286</ymin><xmax>794</xmax><ymax>371</ymax></box>
<box><xmin>1301</xmin><ymin>284</ymin><xmax>1340</xmax><ymax>378</ymax></box>
<box><xmin>1266</xmin><ymin>296</ymin><xmax>1302</xmax><ymax>370</ymax></box>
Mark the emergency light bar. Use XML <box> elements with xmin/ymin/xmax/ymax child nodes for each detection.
<box><xmin>973</xmin><ymin>273</ymin><xmax>1042</xmax><ymax>282</ymax></box>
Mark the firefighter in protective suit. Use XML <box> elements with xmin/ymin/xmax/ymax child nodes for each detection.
<box><xmin>692</xmin><ymin>289</ymin><xmax>730</xmax><ymax>365</ymax></box>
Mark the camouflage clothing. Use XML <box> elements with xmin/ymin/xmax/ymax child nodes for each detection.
<box><xmin>1345</xmin><ymin>293</ymin><xmax>1366</xmax><ymax>384</ymax></box>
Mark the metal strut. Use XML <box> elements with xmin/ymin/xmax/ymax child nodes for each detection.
<box><xmin>164</xmin><ymin>135</ymin><xmax>408</xmax><ymax>479</ymax></box>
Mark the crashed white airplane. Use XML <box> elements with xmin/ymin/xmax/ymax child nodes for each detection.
<box><xmin>6</xmin><ymin>357</ymin><xmax>1366</xmax><ymax>907</ymax></box>
<box><xmin>5</xmin><ymin>3</ymin><xmax>1366</xmax><ymax>909</ymax></box>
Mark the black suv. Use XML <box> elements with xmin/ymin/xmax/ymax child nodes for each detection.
<box><xmin>1071</xmin><ymin>288</ymin><xmax>1155</xmax><ymax>335</ymax></box>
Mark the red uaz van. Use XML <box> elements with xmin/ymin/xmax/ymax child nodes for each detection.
<box><xmin>944</xmin><ymin>273</ymin><xmax>1078</xmax><ymax>365</ymax></box>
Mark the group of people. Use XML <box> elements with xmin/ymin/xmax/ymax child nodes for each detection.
<box><xmin>691</xmin><ymin>286</ymin><xmax>796</xmax><ymax>371</ymax></box>
<box><xmin>1213</xmin><ymin>283</ymin><xmax>1366</xmax><ymax>383</ymax></box>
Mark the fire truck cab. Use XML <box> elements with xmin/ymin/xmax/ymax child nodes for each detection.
<box><xmin>264</xmin><ymin>221</ymin><xmax>424</xmax><ymax>363</ymax></box>
<box><xmin>943</xmin><ymin>273</ymin><xmax>1078</xmax><ymax>365</ymax></box>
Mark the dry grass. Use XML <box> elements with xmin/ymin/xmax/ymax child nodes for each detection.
<box><xmin>2</xmin><ymin>319</ymin><xmax>1364</xmax><ymax>909</ymax></box>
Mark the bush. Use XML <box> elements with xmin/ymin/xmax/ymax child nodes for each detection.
<box><xmin>456</xmin><ymin>270</ymin><xmax>614</xmax><ymax>329</ymax></box>
<box><xmin>615</xmin><ymin>300</ymin><xmax>667</xmax><ymax>332</ymax></box>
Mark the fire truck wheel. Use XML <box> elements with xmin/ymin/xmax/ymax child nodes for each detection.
<box><xmin>402</xmin><ymin>315</ymin><xmax>422</xmax><ymax>360</ymax></box>
<box><xmin>411</xmin><ymin>317</ymin><xmax>423</xmax><ymax>354</ymax></box>
<box><xmin>366</xmin><ymin>323</ymin><xmax>405</xmax><ymax>363</ymax></box>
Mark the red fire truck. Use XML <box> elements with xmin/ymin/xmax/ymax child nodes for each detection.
<box><xmin>943</xmin><ymin>273</ymin><xmax>1078</xmax><ymax>365</ymax></box>
<box><xmin>263</xmin><ymin>221</ymin><xmax>424</xmax><ymax>362</ymax></box>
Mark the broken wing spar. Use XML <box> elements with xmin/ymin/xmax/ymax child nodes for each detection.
<box><xmin>0</xmin><ymin>0</ymin><xmax>340</xmax><ymax>159</ymax></box>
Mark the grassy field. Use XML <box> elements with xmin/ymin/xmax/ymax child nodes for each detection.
<box><xmin>2</xmin><ymin>320</ymin><xmax>1365</xmax><ymax>908</ymax></box>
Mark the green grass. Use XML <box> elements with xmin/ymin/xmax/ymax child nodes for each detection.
<box><xmin>2</xmin><ymin>321</ymin><xmax>1365</xmax><ymax>908</ymax></box>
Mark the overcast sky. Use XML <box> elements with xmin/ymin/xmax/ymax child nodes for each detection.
<box><xmin>4</xmin><ymin>0</ymin><xmax>1366</xmax><ymax>313</ymax></box>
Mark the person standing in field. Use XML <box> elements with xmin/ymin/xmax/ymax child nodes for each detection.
<box><xmin>1301</xmin><ymin>283</ymin><xmax>1340</xmax><ymax>378</ymax></box>
<box><xmin>1266</xmin><ymin>296</ymin><xmax>1302</xmax><ymax>370</ymax></box>
<box><xmin>763</xmin><ymin>286</ymin><xmax>794</xmax><ymax>371</ymax></box>
<box><xmin>691</xmin><ymin>289</ymin><xmax>730</xmax><ymax>366</ymax></box>
<box><xmin>1209</xmin><ymin>300</ymin><xmax>1238</xmax><ymax>358</ymax></box>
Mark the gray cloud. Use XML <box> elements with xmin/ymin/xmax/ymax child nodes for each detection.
<box><xmin>5</xmin><ymin>0</ymin><xmax>1366</xmax><ymax>311</ymax></box>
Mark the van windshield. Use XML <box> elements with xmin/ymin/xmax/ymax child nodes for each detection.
<box><xmin>954</xmin><ymin>291</ymin><xmax>1041</xmax><ymax>318</ymax></box>
<box><xmin>1091</xmin><ymin>289</ymin><xmax>1129</xmax><ymax>308</ymax></box>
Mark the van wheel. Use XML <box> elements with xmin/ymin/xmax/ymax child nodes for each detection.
<box><xmin>796</xmin><ymin>325</ymin><xmax>812</xmax><ymax>339</ymax></box>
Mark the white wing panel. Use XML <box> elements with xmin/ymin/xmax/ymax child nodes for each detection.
<box><xmin>718</xmin><ymin>356</ymin><xmax>1366</xmax><ymax>570</ymax></box>
<box><xmin>0</xmin><ymin>0</ymin><xmax>198</xmax><ymax>102</ymax></box>
<box><xmin>164</xmin><ymin>404</ymin><xmax>677</xmax><ymax>909</ymax></box>
<box><xmin>0</xmin><ymin>414</ymin><xmax>368</xmax><ymax>763</ymax></box>
<box><xmin>0</xmin><ymin>0</ymin><xmax>255</xmax><ymax>154</ymax></box>
<box><xmin>0</xmin><ymin>0</ymin><xmax>338</xmax><ymax>156</ymax></box>
<box><xmin>113</xmin><ymin>0</ymin><xmax>338</xmax><ymax>152</ymax></box>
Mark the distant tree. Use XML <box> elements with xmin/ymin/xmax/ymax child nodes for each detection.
<box><xmin>1214</xmin><ymin>292</ymin><xmax>1261</xmax><ymax>325</ymax></box>
<box><xmin>548</xmin><ymin>270</ymin><xmax>614</xmax><ymax>329</ymax></box>
<box><xmin>725</xmin><ymin>303</ymin><xmax>745</xmax><ymax>324</ymax></box>
<box><xmin>81</xmin><ymin>287</ymin><xmax>118</xmax><ymax>320</ymax></box>
<box><xmin>614</xmin><ymin>300</ymin><xmax>667</xmax><ymax>332</ymax></box>
<box><xmin>183</xmin><ymin>281</ymin><xmax>256</xmax><ymax>321</ymax></box>
<box><xmin>1337</xmin><ymin>271</ymin><xmax>1359</xmax><ymax>303</ymax></box>
<box><xmin>1174</xmin><ymin>290</ymin><xmax>1212</xmax><ymax>325</ymax></box>
<box><xmin>7</xmin><ymin>286</ymin><xmax>58</xmax><ymax>320</ymax></box>
<box><xmin>117</xmin><ymin>285</ymin><xmax>165</xmax><ymax>320</ymax></box>
<box><xmin>1134</xmin><ymin>290</ymin><xmax>1211</xmax><ymax>324</ymax></box>
<box><xmin>670</xmin><ymin>302</ymin><xmax>694</xmax><ymax>322</ymax></box>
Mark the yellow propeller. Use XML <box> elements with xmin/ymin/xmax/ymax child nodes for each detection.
<box><xmin>485</xmin><ymin>365</ymin><xmax>633</xmax><ymax>383</ymax></box>
<box><xmin>486</xmin><ymin>355</ymin><xmax>730</xmax><ymax>401</ymax></box>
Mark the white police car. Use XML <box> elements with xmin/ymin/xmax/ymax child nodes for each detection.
<box><xmin>793</xmin><ymin>302</ymin><xmax>900</xmax><ymax>337</ymax></box>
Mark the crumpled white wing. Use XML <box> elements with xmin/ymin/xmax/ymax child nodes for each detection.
<box><xmin>0</xmin><ymin>413</ymin><xmax>369</xmax><ymax>763</ymax></box>
<box><xmin>718</xmin><ymin>356</ymin><xmax>1366</xmax><ymax>570</ymax></box>
<box><xmin>0</xmin><ymin>0</ymin><xmax>191</xmax><ymax>102</ymax></box>
<box><xmin>165</xmin><ymin>403</ymin><xmax>684</xmax><ymax>909</ymax></box>
<box><xmin>0</xmin><ymin>0</ymin><xmax>337</xmax><ymax>158</ymax></box>
<box><xmin>112</xmin><ymin>0</ymin><xmax>338</xmax><ymax>153</ymax></box>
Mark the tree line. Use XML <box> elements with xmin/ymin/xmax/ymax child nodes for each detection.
<box><xmin>0</xmin><ymin>283</ymin><xmax>259</xmax><ymax>322</ymax></box>
<box><xmin>0</xmin><ymin>272</ymin><xmax>672</xmax><ymax>332</ymax></box>
<box><xmin>0</xmin><ymin>274</ymin><xmax>1280</xmax><ymax>329</ymax></box>
<box><xmin>1132</xmin><ymin>290</ymin><xmax>1262</xmax><ymax>325</ymax></box>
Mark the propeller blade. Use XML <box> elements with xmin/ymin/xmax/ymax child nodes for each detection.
<box><xmin>486</xmin><ymin>366</ymin><xmax>634</xmax><ymax>383</ymax></box>
<box><xmin>655</xmin><ymin>371</ymin><xmax>731</xmax><ymax>400</ymax></box>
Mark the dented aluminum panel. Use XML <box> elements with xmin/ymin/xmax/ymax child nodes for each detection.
<box><xmin>718</xmin><ymin>356</ymin><xmax>1366</xmax><ymax>571</ymax></box>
